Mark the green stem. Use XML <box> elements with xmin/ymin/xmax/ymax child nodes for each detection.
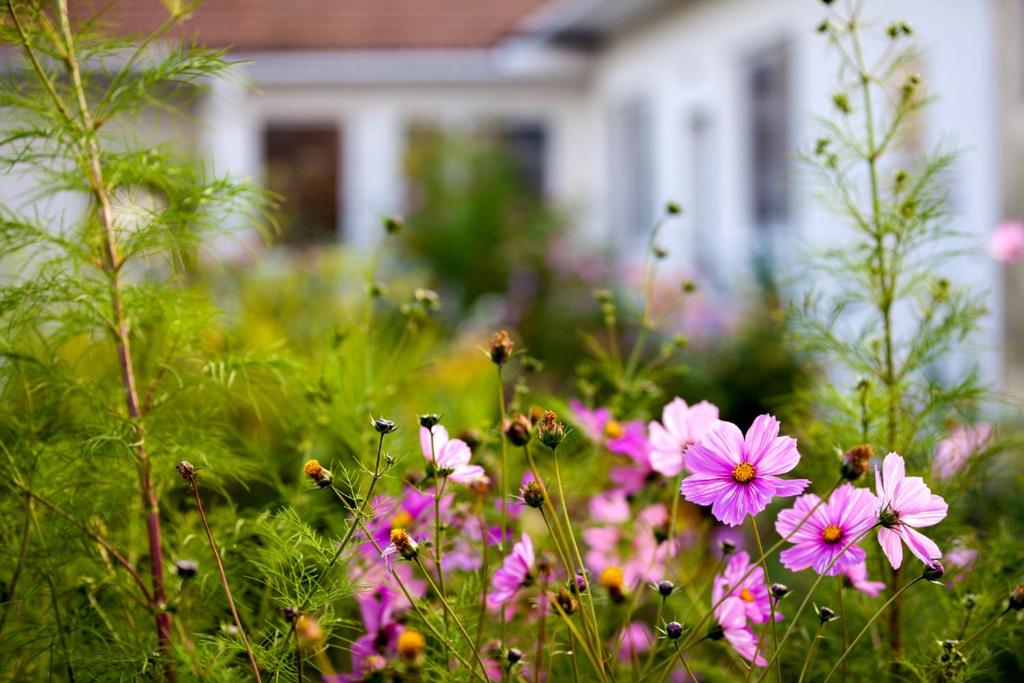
<box><xmin>837</xmin><ymin>576</ymin><xmax>847</xmax><ymax>683</ymax></box>
<box><xmin>754</xmin><ymin>525</ymin><xmax>876</xmax><ymax>681</ymax></box>
<box><xmin>958</xmin><ymin>607</ymin><xmax>1010</xmax><ymax>649</ymax></box>
<box><xmin>414</xmin><ymin>556</ymin><xmax>491</xmax><ymax>678</ymax></box>
<box><xmin>318</xmin><ymin>433</ymin><xmax>386</xmax><ymax>587</ymax></box>
<box><xmin>823</xmin><ymin>578</ymin><xmax>925</xmax><ymax>682</ymax></box>
<box><xmin>552</xmin><ymin>447</ymin><xmax>602</xmax><ymax>659</ymax></box>
<box><xmin>797</xmin><ymin>622</ymin><xmax>826</xmax><ymax>683</ymax></box>
<box><xmin>497</xmin><ymin>365</ymin><xmax>509</xmax><ymax>655</ymax></box>
<box><xmin>744</xmin><ymin>516</ymin><xmax>779</xmax><ymax>683</ymax></box>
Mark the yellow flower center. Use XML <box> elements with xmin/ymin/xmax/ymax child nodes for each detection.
<box><xmin>390</xmin><ymin>511</ymin><xmax>413</xmax><ymax>530</ymax></box>
<box><xmin>822</xmin><ymin>524</ymin><xmax>843</xmax><ymax>544</ymax></box>
<box><xmin>303</xmin><ymin>459</ymin><xmax>322</xmax><ymax>477</ymax></box>
<box><xmin>397</xmin><ymin>629</ymin><xmax>426</xmax><ymax>659</ymax></box>
<box><xmin>390</xmin><ymin>528</ymin><xmax>409</xmax><ymax>544</ymax></box>
<box><xmin>739</xmin><ymin>588</ymin><xmax>755</xmax><ymax>602</ymax></box>
<box><xmin>604</xmin><ymin>420</ymin><xmax>623</xmax><ymax>439</ymax></box>
<box><xmin>599</xmin><ymin>566</ymin><xmax>625</xmax><ymax>591</ymax></box>
<box><xmin>732</xmin><ymin>462</ymin><xmax>755</xmax><ymax>483</ymax></box>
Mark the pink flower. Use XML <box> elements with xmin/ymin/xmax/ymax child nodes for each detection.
<box><xmin>990</xmin><ymin>220</ymin><xmax>1024</xmax><ymax>263</ymax></box>
<box><xmin>420</xmin><ymin>425</ymin><xmax>486</xmax><ymax>486</ymax></box>
<box><xmin>933</xmin><ymin>423</ymin><xmax>991</xmax><ymax>481</ymax></box>
<box><xmin>775</xmin><ymin>483</ymin><xmax>877</xmax><ymax>576</ymax></box>
<box><xmin>589</xmin><ymin>491</ymin><xmax>631</xmax><ymax>523</ymax></box>
<box><xmin>680</xmin><ymin>415</ymin><xmax>809</xmax><ymax>526</ymax></box>
<box><xmin>488</xmin><ymin>532</ymin><xmax>535</xmax><ymax>607</ymax></box>
<box><xmin>618</xmin><ymin>622</ymin><xmax>654</xmax><ymax>661</ymax></box>
<box><xmin>569</xmin><ymin>399</ymin><xmax>649</xmax><ymax>460</ymax></box>
<box><xmin>714</xmin><ymin>596</ymin><xmax>766</xmax><ymax>667</ymax></box>
<box><xmin>648</xmin><ymin>397</ymin><xmax>719</xmax><ymax>477</ymax></box>
<box><xmin>712</xmin><ymin>551</ymin><xmax>778</xmax><ymax>624</ymax></box>
<box><xmin>350</xmin><ymin>586</ymin><xmax>404</xmax><ymax>673</ymax></box>
<box><xmin>841</xmin><ymin>562</ymin><xmax>887</xmax><ymax>597</ymax></box>
<box><xmin>875</xmin><ymin>452</ymin><xmax>948</xmax><ymax>569</ymax></box>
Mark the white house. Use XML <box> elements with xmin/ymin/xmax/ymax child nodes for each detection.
<box><xmin>3</xmin><ymin>0</ymin><xmax>1019</xmax><ymax>391</ymax></box>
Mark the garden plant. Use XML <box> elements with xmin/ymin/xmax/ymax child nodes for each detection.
<box><xmin>0</xmin><ymin>0</ymin><xmax>1022</xmax><ymax>681</ymax></box>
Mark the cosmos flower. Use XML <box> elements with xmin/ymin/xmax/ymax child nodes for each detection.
<box><xmin>875</xmin><ymin>452</ymin><xmax>948</xmax><ymax>569</ymax></box>
<box><xmin>840</xmin><ymin>561</ymin><xmax>887</xmax><ymax>597</ymax></box>
<box><xmin>714</xmin><ymin>596</ymin><xmax>766</xmax><ymax>667</ymax></box>
<box><xmin>711</xmin><ymin>551</ymin><xmax>778</xmax><ymax>624</ymax></box>
<box><xmin>775</xmin><ymin>483</ymin><xmax>878</xmax><ymax>576</ymax></box>
<box><xmin>568</xmin><ymin>399</ymin><xmax>649</xmax><ymax>460</ymax></box>
<box><xmin>488</xmin><ymin>533</ymin><xmax>535</xmax><ymax>607</ymax></box>
<box><xmin>584</xmin><ymin>504</ymin><xmax>678</xmax><ymax>590</ymax></box>
<box><xmin>618</xmin><ymin>622</ymin><xmax>654</xmax><ymax>661</ymax></box>
<box><xmin>680</xmin><ymin>415</ymin><xmax>809</xmax><ymax>526</ymax></box>
<box><xmin>420</xmin><ymin>425</ymin><xmax>487</xmax><ymax>485</ymax></box>
<box><xmin>350</xmin><ymin>586</ymin><xmax>404</xmax><ymax>674</ymax></box>
<box><xmin>647</xmin><ymin>397</ymin><xmax>719</xmax><ymax>477</ymax></box>
<box><xmin>990</xmin><ymin>220</ymin><xmax>1024</xmax><ymax>263</ymax></box>
<box><xmin>588</xmin><ymin>491</ymin><xmax>631</xmax><ymax>524</ymax></box>
<box><xmin>933</xmin><ymin>423</ymin><xmax>991</xmax><ymax>481</ymax></box>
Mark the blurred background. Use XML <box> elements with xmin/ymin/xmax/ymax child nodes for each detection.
<box><xmin>2</xmin><ymin>0</ymin><xmax>1022</xmax><ymax>407</ymax></box>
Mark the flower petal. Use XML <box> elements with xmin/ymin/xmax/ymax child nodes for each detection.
<box><xmin>877</xmin><ymin>527</ymin><xmax>904</xmax><ymax>569</ymax></box>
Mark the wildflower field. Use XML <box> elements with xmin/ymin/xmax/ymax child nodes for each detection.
<box><xmin>1</xmin><ymin>1</ymin><xmax>1022</xmax><ymax>681</ymax></box>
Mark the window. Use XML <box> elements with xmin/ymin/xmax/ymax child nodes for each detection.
<box><xmin>690</xmin><ymin>109</ymin><xmax>717</xmax><ymax>279</ymax></box>
<box><xmin>611</xmin><ymin>96</ymin><xmax>655</xmax><ymax>240</ymax></box>
<box><xmin>747</xmin><ymin>43</ymin><xmax>791</xmax><ymax>231</ymax></box>
<box><xmin>263</xmin><ymin>124</ymin><xmax>340</xmax><ymax>245</ymax></box>
<box><xmin>497</xmin><ymin>122</ymin><xmax>547</xmax><ymax>197</ymax></box>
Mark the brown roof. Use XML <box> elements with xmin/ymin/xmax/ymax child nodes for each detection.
<box><xmin>75</xmin><ymin>0</ymin><xmax>555</xmax><ymax>51</ymax></box>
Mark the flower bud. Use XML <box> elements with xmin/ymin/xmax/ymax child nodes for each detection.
<box><xmin>962</xmin><ymin>593</ymin><xmax>977</xmax><ymax>610</ymax></box>
<box><xmin>176</xmin><ymin>460</ymin><xmax>196</xmax><ymax>481</ymax></box>
<box><xmin>666</xmin><ymin>621</ymin><xmax>683</xmax><ymax>640</ymax></box>
<box><xmin>771</xmin><ymin>583</ymin><xmax>790</xmax><ymax>600</ymax></box>
<box><xmin>537</xmin><ymin>410</ymin><xmax>566</xmax><ymax>449</ymax></box>
<box><xmin>573</xmin><ymin>573</ymin><xmax>588</xmax><ymax>594</ymax></box>
<box><xmin>397</xmin><ymin>629</ymin><xmax>426</xmax><ymax>662</ymax></box>
<box><xmin>657</xmin><ymin>580</ymin><xmax>675</xmax><ymax>597</ymax></box>
<box><xmin>419</xmin><ymin>414</ymin><xmax>441</xmax><ymax>429</ymax></box>
<box><xmin>383</xmin><ymin>215</ymin><xmax>404</xmax><ymax>235</ymax></box>
<box><xmin>923</xmin><ymin>560</ymin><xmax>945</xmax><ymax>583</ymax></box>
<box><xmin>841</xmin><ymin>444</ymin><xmax>873</xmax><ymax>481</ymax></box>
<box><xmin>521</xmin><ymin>480</ymin><xmax>545</xmax><ymax>509</ymax></box>
<box><xmin>556</xmin><ymin>586</ymin><xmax>579</xmax><ymax>615</ymax></box>
<box><xmin>503</xmin><ymin>414</ymin><xmax>532</xmax><ymax>446</ymax></box>
<box><xmin>1008</xmin><ymin>582</ymin><xmax>1024</xmax><ymax>610</ymax></box>
<box><xmin>719</xmin><ymin>539</ymin><xmax>737</xmax><ymax>556</ymax></box>
<box><xmin>175</xmin><ymin>559</ymin><xmax>198</xmax><ymax>579</ymax></box>
<box><xmin>303</xmin><ymin>459</ymin><xmax>333</xmax><ymax>488</ymax></box>
<box><xmin>507</xmin><ymin>647</ymin><xmax>523</xmax><ymax>665</ymax></box>
<box><xmin>489</xmin><ymin>330</ymin><xmax>515</xmax><ymax>366</ymax></box>
<box><xmin>390</xmin><ymin>528</ymin><xmax>419</xmax><ymax>561</ymax></box>
<box><xmin>295</xmin><ymin>615</ymin><xmax>324</xmax><ymax>645</ymax></box>
<box><xmin>283</xmin><ymin>606</ymin><xmax>299</xmax><ymax>623</ymax></box>
<box><xmin>818</xmin><ymin>606</ymin><xmax>836</xmax><ymax>623</ymax></box>
<box><xmin>373</xmin><ymin>417</ymin><xmax>398</xmax><ymax>434</ymax></box>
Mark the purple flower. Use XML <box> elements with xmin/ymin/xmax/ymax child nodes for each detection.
<box><xmin>350</xmin><ymin>586</ymin><xmax>404</xmax><ymax>673</ymax></box>
<box><xmin>875</xmin><ymin>452</ymin><xmax>948</xmax><ymax>569</ymax></box>
<box><xmin>617</xmin><ymin>622</ymin><xmax>654</xmax><ymax>661</ymax></box>
<box><xmin>715</xmin><ymin>596</ymin><xmax>766</xmax><ymax>667</ymax></box>
<box><xmin>648</xmin><ymin>397</ymin><xmax>719</xmax><ymax>477</ymax></box>
<box><xmin>420</xmin><ymin>425</ymin><xmax>486</xmax><ymax>486</ymax></box>
<box><xmin>680</xmin><ymin>415</ymin><xmax>809</xmax><ymax>526</ymax></box>
<box><xmin>841</xmin><ymin>561</ymin><xmax>887</xmax><ymax>597</ymax></box>
<box><xmin>933</xmin><ymin>423</ymin><xmax>991</xmax><ymax>481</ymax></box>
<box><xmin>569</xmin><ymin>399</ymin><xmax>649</xmax><ymax>460</ymax></box>
<box><xmin>712</xmin><ymin>551</ymin><xmax>778</xmax><ymax>624</ymax></box>
<box><xmin>775</xmin><ymin>483</ymin><xmax>877</xmax><ymax>576</ymax></box>
<box><xmin>991</xmin><ymin>219</ymin><xmax>1024</xmax><ymax>263</ymax></box>
<box><xmin>488</xmin><ymin>532</ymin><xmax>534</xmax><ymax>607</ymax></box>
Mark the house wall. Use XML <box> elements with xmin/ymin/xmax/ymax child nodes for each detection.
<box><xmin>585</xmin><ymin>0</ymin><xmax>1003</xmax><ymax>384</ymax></box>
<box><xmin>198</xmin><ymin>61</ymin><xmax>593</xmax><ymax>251</ymax></box>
